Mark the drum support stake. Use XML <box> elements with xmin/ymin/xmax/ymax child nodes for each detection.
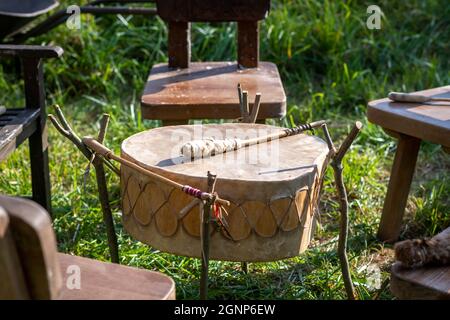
<box><xmin>200</xmin><ymin>171</ymin><xmax>217</xmax><ymax>299</ymax></box>
<box><xmin>321</xmin><ymin>121</ymin><xmax>362</xmax><ymax>300</ymax></box>
<box><xmin>49</xmin><ymin>106</ymin><xmax>120</xmax><ymax>264</ymax></box>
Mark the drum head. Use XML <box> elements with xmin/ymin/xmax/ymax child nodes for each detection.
<box><xmin>121</xmin><ymin>123</ymin><xmax>329</xmax><ymax>183</ymax></box>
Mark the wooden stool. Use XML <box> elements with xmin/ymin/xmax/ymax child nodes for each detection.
<box><xmin>141</xmin><ymin>0</ymin><xmax>286</xmax><ymax>125</ymax></box>
<box><xmin>367</xmin><ymin>86</ymin><xmax>450</xmax><ymax>242</ymax></box>
<box><xmin>0</xmin><ymin>194</ymin><xmax>175</xmax><ymax>300</ymax></box>
<box><xmin>391</xmin><ymin>263</ymin><xmax>450</xmax><ymax>300</ymax></box>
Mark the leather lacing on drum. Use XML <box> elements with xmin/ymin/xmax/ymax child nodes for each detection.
<box><xmin>121</xmin><ymin>171</ymin><xmax>325</xmax><ymax>242</ymax></box>
<box><xmin>121</xmin><ymin>172</ymin><xmax>234</xmax><ymax>239</ymax></box>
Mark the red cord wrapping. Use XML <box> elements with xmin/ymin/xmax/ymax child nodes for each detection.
<box><xmin>182</xmin><ymin>185</ymin><xmax>206</xmax><ymax>199</ymax></box>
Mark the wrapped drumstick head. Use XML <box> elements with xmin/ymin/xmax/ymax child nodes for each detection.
<box><xmin>180</xmin><ymin>138</ymin><xmax>243</xmax><ymax>159</ymax></box>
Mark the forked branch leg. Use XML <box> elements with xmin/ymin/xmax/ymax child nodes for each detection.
<box><xmin>200</xmin><ymin>171</ymin><xmax>217</xmax><ymax>299</ymax></box>
<box><xmin>322</xmin><ymin>121</ymin><xmax>362</xmax><ymax>300</ymax></box>
<box><xmin>49</xmin><ymin>106</ymin><xmax>120</xmax><ymax>263</ymax></box>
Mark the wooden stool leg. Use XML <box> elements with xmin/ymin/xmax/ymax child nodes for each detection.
<box><xmin>23</xmin><ymin>57</ymin><xmax>51</xmax><ymax>214</ymax></box>
<box><xmin>377</xmin><ymin>134</ymin><xmax>421</xmax><ymax>242</ymax></box>
<box><xmin>238</xmin><ymin>21</ymin><xmax>259</xmax><ymax>68</ymax></box>
<box><xmin>29</xmin><ymin>125</ymin><xmax>52</xmax><ymax>214</ymax></box>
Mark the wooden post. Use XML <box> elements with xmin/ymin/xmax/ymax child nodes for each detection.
<box><xmin>23</xmin><ymin>57</ymin><xmax>52</xmax><ymax>215</ymax></box>
<box><xmin>377</xmin><ymin>134</ymin><xmax>421</xmax><ymax>242</ymax></box>
<box><xmin>237</xmin><ymin>21</ymin><xmax>259</xmax><ymax>68</ymax></box>
<box><xmin>168</xmin><ymin>21</ymin><xmax>190</xmax><ymax>68</ymax></box>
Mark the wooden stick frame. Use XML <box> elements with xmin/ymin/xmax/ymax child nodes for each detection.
<box><xmin>49</xmin><ymin>106</ymin><xmax>120</xmax><ymax>263</ymax></box>
<box><xmin>321</xmin><ymin>121</ymin><xmax>362</xmax><ymax>300</ymax></box>
<box><xmin>237</xmin><ymin>84</ymin><xmax>360</xmax><ymax>299</ymax></box>
<box><xmin>237</xmin><ymin>83</ymin><xmax>261</xmax><ymax>124</ymax></box>
<box><xmin>200</xmin><ymin>171</ymin><xmax>216</xmax><ymax>300</ymax></box>
<box><xmin>50</xmin><ymin>103</ymin><xmax>361</xmax><ymax>300</ymax></box>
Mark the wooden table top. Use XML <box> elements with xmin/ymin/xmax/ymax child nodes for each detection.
<box><xmin>141</xmin><ymin>61</ymin><xmax>286</xmax><ymax>120</ymax></box>
<box><xmin>367</xmin><ymin>86</ymin><xmax>450</xmax><ymax>147</ymax></box>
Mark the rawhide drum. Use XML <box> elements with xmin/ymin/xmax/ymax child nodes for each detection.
<box><xmin>120</xmin><ymin>123</ymin><xmax>330</xmax><ymax>262</ymax></box>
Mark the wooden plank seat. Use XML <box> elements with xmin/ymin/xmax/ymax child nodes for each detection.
<box><xmin>0</xmin><ymin>194</ymin><xmax>176</xmax><ymax>300</ymax></box>
<box><xmin>390</xmin><ymin>262</ymin><xmax>450</xmax><ymax>300</ymax></box>
<box><xmin>142</xmin><ymin>61</ymin><xmax>286</xmax><ymax>121</ymax></box>
<box><xmin>141</xmin><ymin>0</ymin><xmax>286</xmax><ymax>125</ymax></box>
<box><xmin>0</xmin><ymin>108</ymin><xmax>40</xmax><ymax>162</ymax></box>
<box><xmin>57</xmin><ymin>253</ymin><xmax>175</xmax><ymax>300</ymax></box>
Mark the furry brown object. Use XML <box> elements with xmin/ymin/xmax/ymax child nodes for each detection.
<box><xmin>394</xmin><ymin>227</ymin><xmax>450</xmax><ymax>268</ymax></box>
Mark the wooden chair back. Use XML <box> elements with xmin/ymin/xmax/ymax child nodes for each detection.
<box><xmin>155</xmin><ymin>0</ymin><xmax>271</xmax><ymax>68</ymax></box>
<box><xmin>0</xmin><ymin>205</ymin><xmax>29</xmax><ymax>299</ymax></box>
<box><xmin>0</xmin><ymin>195</ymin><xmax>62</xmax><ymax>299</ymax></box>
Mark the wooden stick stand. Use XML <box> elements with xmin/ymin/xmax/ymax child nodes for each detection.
<box><xmin>199</xmin><ymin>171</ymin><xmax>216</xmax><ymax>300</ymax></box>
<box><xmin>49</xmin><ymin>106</ymin><xmax>120</xmax><ymax>263</ymax></box>
<box><xmin>49</xmin><ymin>98</ymin><xmax>361</xmax><ymax>300</ymax></box>
<box><xmin>321</xmin><ymin>122</ymin><xmax>362</xmax><ymax>300</ymax></box>
<box><xmin>237</xmin><ymin>84</ymin><xmax>259</xmax><ymax>274</ymax></box>
<box><xmin>236</xmin><ymin>85</ymin><xmax>361</xmax><ymax>298</ymax></box>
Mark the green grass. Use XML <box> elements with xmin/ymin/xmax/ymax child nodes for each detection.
<box><xmin>0</xmin><ymin>0</ymin><xmax>449</xmax><ymax>299</ymax></box>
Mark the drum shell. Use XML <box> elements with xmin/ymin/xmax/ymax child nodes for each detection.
<box><xmin>120</xmin><ymin>129</ymin><xmax>329</xmax><ymax>262</ymax></box>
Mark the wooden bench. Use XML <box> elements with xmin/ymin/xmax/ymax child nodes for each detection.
<box><xmin>0</xmin><ymin>44</ymin><xmax>63</xmax><ymax>214</ymax></box>
<box><xmin>0</xmin><ymin>194</ymin><xmax>176</xmax><ymax>300</ymax></box>
<box><xmin>141</xmin><ymin>0</ymin><xmax>286</xmax><ymax>125</ymax></box>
